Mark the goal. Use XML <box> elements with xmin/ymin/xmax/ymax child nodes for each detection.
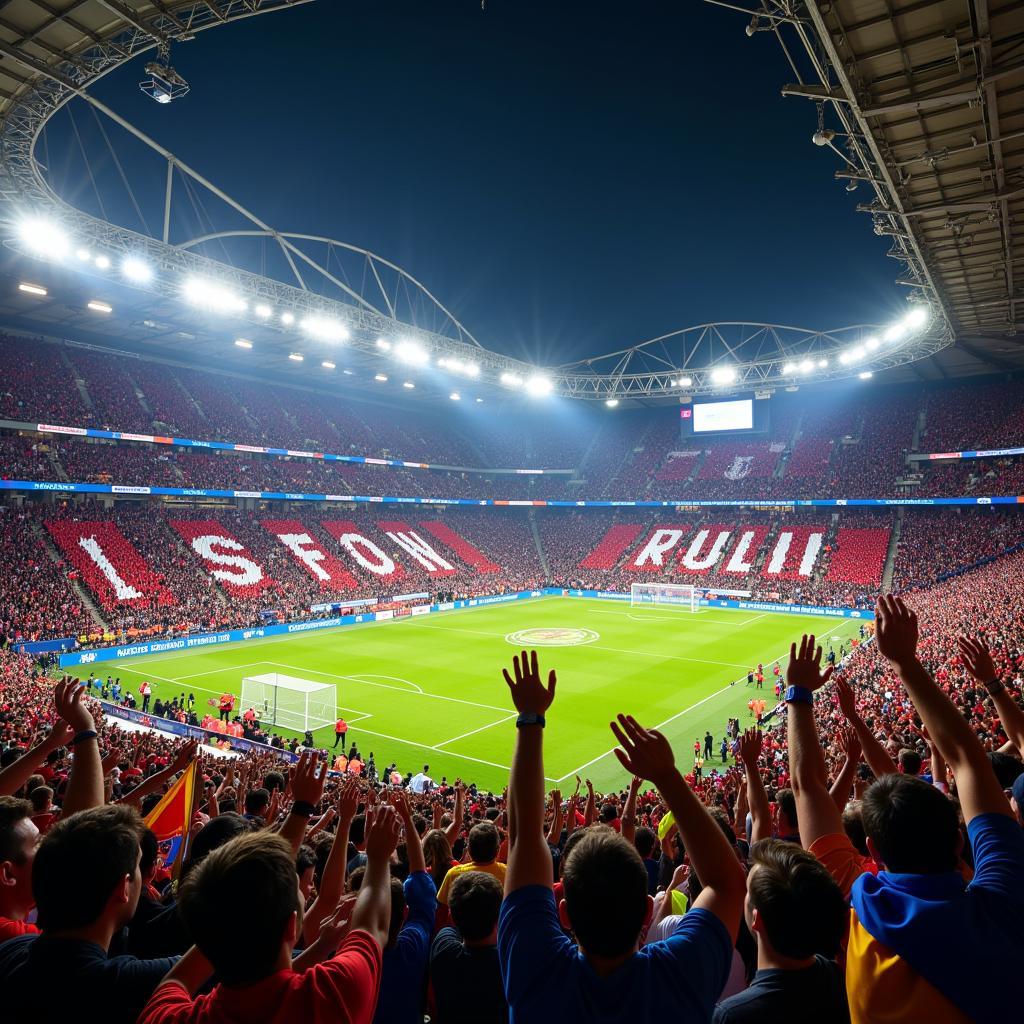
<box><xmin>630</xmin><ymin>583</ymin><xmax>700</xmax><ymax>612</ymax></box>
<box><xmin>239</xmin><ymin>673</ymin><xmax>336</xmax><ymax>733</ymax></box>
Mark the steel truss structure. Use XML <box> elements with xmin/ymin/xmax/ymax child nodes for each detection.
<box><xmin>0</xmin><ymin>1</ymin><xmax>965</xmax><ymax>400</ymax></box>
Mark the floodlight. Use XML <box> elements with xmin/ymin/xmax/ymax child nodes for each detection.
<box><xmin>799</xmin><ymin>359</ymin><xmax>814</xmax><ymax>373</ymax></box>
<box><xmin>342</xmin><ymin>369</ymin><xmax>354</xmax><ymax>375</ymax></box>
<box><xmin>475</xmin><ymin>397</ymin><xmax>484</xmax><ymax>403</ymax></box>
<box><xmin>403</xmin><ymin>381</ymin><xmax>416</xmax><ymax>389</ymax></box>
<box><xmin>839</xmin><ymin>352</ymin><xmax>851</xmax><ymax>365</ymax></box>
<box><xmin>525</xmin><ymin>375</ymin><xmax>553</xmax><ymax>397</ymax></box>
<box><xmin>449</xmin><ymin>392</ymin><xmax>461</xmax><ymax>401</ymax></box>
<box><xmin>94</xmin><ymin>254</ymin><xmax>111</xmax><ymax>270</ymax></box>
<box><xmin>18</xmin><ymin>218</ymin><xmax>70</xmax><ymax>259</ymax></box>
<box><xmin>254</xmin><ymin>303</ymin><xmax>273</xmax><ymax>319</ymax></box>
<box><xmin>465</xmin><ymin>362</ymin><xmax>480</xmax><ymax>377</ymax></box>
<box><xmin>75</xmin><ymin>248</ymin><xmax>92</xmax><ymax>262</ymax></box>
<box><xmin>375</xmin><ymin>373</ymin><xmax>388</xmax><ymax>382</ymax></box>
<box><xmin>301</xmin><ymin>316</ymin><xmax>349</xmax><ymax>343</ymax></box>
<box><xmin>139</xmin><ymin>51</ymin><xmax>189</xmax><ymax>104</ymax></box>
<box><xmin>678</xmin><ymin>376</ymin><xmax>693</xmax><ymax>387</ymax></box>
<box><xmin>121</xmin><ymin>257</ymin><xmax>153</xmax><ymax>283</ymax></box>
<box><xmin>182</xmin><ymin>277</ymin><xmax>246</xmax><ymax>314</ymax></box>
<box><xmin>376</xmin><ymin>338</ymin><xmax>392</xmax><ymax>351</ymax></box>
<box><xmin>859</xmin><ymin>371</ymin><xmax>873</xmax><ymax>380</ymax></box>
<box><xmin>883</xmin><ymin>323</ymin><xmax>905</xmax><ymax>343</ymax></box>
<box><xmin>288</xmin><ymin>352</ymin><xmax>304</xmax><ymax>362</ymax></box>
<box><xmin>781</xmin><ymin>362</ymin><xmax>796</xmax><ymax>375</ymax></box>
<box><xmin>605</xmin><ymin>398</ymin><xmax>619</xmax><ymax>408</ymax></box>
<box><xmin>710</xmin><ymin>365</ymin><xmax>736</xmax><ymax>385</ymax></box>
<box><xmin>850</xmin><ymin>345</ymin><xmax>866</xmax><ymax>361</ymax></box>
<box><xmin>865</xmin><ymin>337</ymin><xmax>879</xmax><ymax>351</ymax></box>
<box><xmin>817</xmin><ymin>359</ymin><xmax>828</xmax><ymax>368</ymax></box>
<box><xmin>281</xmin><ymin>312</ymin><xmax>295</xmax><ymax>325</ymax></box>
<box><xmin>18</xmin><ymin>282</ymin><xmax>47</xmax><ymax>296</ymax></box>
<box><xmin>395</xmin><ymin>339</ymin><xmax>429</xmax><ymax>366</ymax></box>
<box><xmin>500</xmin><ymin>371</ymin><xmax>523</xmax><ymax>387</ymax></box>
<box><xmin>903</xmin><ymin>307</ymin><xmax>928</xmax><ymax>331</ymax></box>
<box><xmin>321</xmin><ymin>360</ymin><xmax>336</xmax><ymax>369</ymax></box>
<box><xmin>87</xmin><ymin>300</ymin><xmax>112</xmax><ymax>313</ymax></box>
<box><xmin>234</xmin><ymin>338</ymin><xmax>253</xmax><ymax>349</ymax></box>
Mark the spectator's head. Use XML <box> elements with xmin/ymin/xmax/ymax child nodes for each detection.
<box><xmin>33</xmin><ymin>805</ymin><xmax>145</xmax><ymax>934</ymax></box>
<box><xmin>861</xmin><ymin>774</ymin><xmax>961</xmax><ymax>873</ymax></box>
<box><xmin>349</xmin><ymin>813</ymin><xmax>366</xmax><ymax>851</ymax></box>
<box><xmin>139</xmin><ymin>827</ymin><xmax>160</xmax><ymax>887</ymax></box>
<box><xmin>0</xmin><ymin>797</ymin><xmax>37</xmax><ymax>919</ymax></box>
<box><xmin>1010</xmin><ymin>774</ymin><xmax>1024</xmax><ymax>826</ymax></box>
<box><xmin>898</xmin><ymin>748</ymin><xmax>922</xmax><ymax>776</ymax></box>
<box><xmin>296</xmin><ymin>844</ymin><xmax>316</xmax><ymax>903</ymax></box>
<box><xmin>468</xmin><ymin>821</ymin><xmax>500</xmax><ymax>864</ymax></box>
<box><xmin>28</xmin><ymin>786</ymin><xmax>53</xmax><ymax>813</ymax></box>
<box><xmin>449</xmin><ymin>870</ymin><xmax>503</xmax><ymax>945</ymax></box>
<box><xmin>179</xmin><ymin>831</ymin><xmax>302</xmax><ymax>985</ymax></box>
<box><xmin>841</xmin><ymin>800</ymin><xmax>869</xmax><ymax>857</ymax></box>
<box><xmin>745</xmin><ymin>839</ymin><xmax>846</xmax><ymax>960</ymax></box>
<box><xmin>598</xmin><ymin>803</ymin><xmax>617</xmax><ymax>824</ymax></box>
<box><xmin>263</xmin><ymin>771</ymin><xmax>286</xmax><ymax>793</ymax></box>
<box><xmin>775</xmin><ymin>789</ymin><xmax>798</xmax><ymax>835</ymax></box>
<box><xmin>244</xmin><ymin>788</ymin><xmax>271</xmax><ymax>818</ymax></box>
<box><xmin>560</xmin><ymin>828</ymin><xmax>652</xmax><ymax>961</ymax></box>
<box><xmin>988</xmin><ymin>751</ymin><xmax>1024</xmax><ymax>790</ymax></box>
<box><xmin>183</xmin><ymin>812</ymin><xmax>254</xmax><ymax>877</ymax></box>
<box><xmin>634</xmin><ymin>826</ymin><xmax>657</xmax><ymax>860</ymax></box>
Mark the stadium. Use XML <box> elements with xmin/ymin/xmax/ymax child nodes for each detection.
<box><xmin>0</xmin><ymin>2</ymin><xmax>1021</xmax><ymax>1022</ymax></box>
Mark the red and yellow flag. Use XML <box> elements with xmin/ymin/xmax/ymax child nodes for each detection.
<box><xmin>143</xmin><ymin>760</ymin><xmax>197</xmax><ymax>876</ymax></box>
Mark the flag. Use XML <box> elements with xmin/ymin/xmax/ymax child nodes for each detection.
<box><xmin>143</xmin><ymin>759</ymin><xmax>197</xmax><ymax>876</ymax></box>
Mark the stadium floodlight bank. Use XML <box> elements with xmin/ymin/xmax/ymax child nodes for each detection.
<box><xmin>240</xmin><ymin>673</ymin><xmax>336</xmax><ymax>733</ymax></box>
<box><xmin>630</xmin><ymin>582</ymin><xmax>752</xmax><ymax>612</ymax></box>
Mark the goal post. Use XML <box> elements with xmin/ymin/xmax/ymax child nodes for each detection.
<box><xmin>240</xmin><ymin>673</ymin><xmax>336</xmax><ymax>733</ymax></box>
<box><xmin>629</xmin><ymin>582</ymin><xmax>753</xmax><ymax>612</ymax></box>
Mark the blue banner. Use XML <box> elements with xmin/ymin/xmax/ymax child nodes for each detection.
<box><xmin>12</xmin><ymin>636</ymin><xmax>77</xmax><ymax>655</ymax></box>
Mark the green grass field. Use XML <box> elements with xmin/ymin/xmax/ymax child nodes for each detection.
<box><xmin>103</xmin><ymin>597</ymin><xmax>860</xmax><ymax>791</ymax></box>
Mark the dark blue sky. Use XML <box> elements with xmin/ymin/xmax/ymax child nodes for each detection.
<box><xmin>62</xmin><ymin>0</ymin><xmax>900</xmax><ymax>365</ymax></box>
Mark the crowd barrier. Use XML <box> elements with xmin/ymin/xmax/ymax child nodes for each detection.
<box><xmin>57</xmin><ymin>587</ymin><xmax>869</xmax><ymax>668</ymax></box>
<box><xmin>4</xmin><ymin>476</ymin><xmax>1022</xmax><ymax>508</ymax></box>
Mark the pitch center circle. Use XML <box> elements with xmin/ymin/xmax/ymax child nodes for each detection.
<box><xmin>505</xmin><ymin>627</ymin><xmax>600</xmax><ymax>647</ymax></box>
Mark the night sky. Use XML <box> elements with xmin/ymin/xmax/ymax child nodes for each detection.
<box><xmin>54</xmin><ymin>0</ymin><xmax>901</xmax><ymax>366</ymax></box>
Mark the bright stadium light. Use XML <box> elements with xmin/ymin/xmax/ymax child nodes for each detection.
<box><xmin>254</xmin><ymin>303</ymin><xmax>273</xmax><ymax>319</ymax></box>
<box><xmin>376</xmin><ymin>338</ymin><xmax>392</xmax><ymax>351</ymax></box>
<box><xmin>903</xmin><ymin>306</ymin><xmax>929</xmax><ymax>331</ymax></box>
<box><xmin>234</xmin><ymin>338</ymin><xmax>253</xmax><ymax>349</ymax></box>
<box><xmin>281</xmin><ymin>312</ymin><xmax>295</xmax><ymax>325</ymax></box>
<box><xmin>817</xmin><ymin>358</ymin><xmax>828</xmax><ymax>368</ymax></box>
<box><xmin>395</xmin><ymin>339</ymin><xmax>429</xmax><ymax>366</ymax></box>
<box><xmin>465</xmin><ymin>362</ymin><xmax>480</xmax><ymax>378</ymax></box>
<box><xmin>18</xmin><ymin>282</ymin><xmax>47</xmax><ymax>296</ymax></box>
<box><xmin>859</xmin><ymin>371</ymin><xmax>873</xmax><ymax>380</ymax></box>
<box><xmin>183</xmin><ymin>277</ymin><xmax>246</xmax><ymax>314</ymax></box>
<box><xmin>605</xmin><ymin>398</ymin><xmax>619</xmax><ymax>408</ymax></box>
<box><xmin>839</xmin><ymin>351</ymin><xmax>852</xmax><ymax>365</ymax></box>
<box><xmin>301</xmin><ymin>316</ymin><xmax>349</xmax><ymax>343</ymax></box>
<box><xmin>449</xmin><ymin>391</ymin><xmax>461</xmax><ymax>401</ymax></box>
<box><xmin>75</xmin><ymin>247</ymin><xmax>92</xmax><ymax>262</ymax></box>
<box><xmin>799</xmin><ymin>359</ymin><xmax>814</xmax><ymax>373</ymax></box>
<box><xmin>342</xmin><ymin>369</ymin><xmax>354</xmax><ymax>375</ymax></box>
<box><xmin>375</xmin><ymin>373</ymin><xmax>388</xmax><ymax>382</ymax></box>
<box><xmin>849</xmin><ymin>345</ymin><xmax>866</xmax><ymax>361</ymax></box>
<box><xmin>710</xmin><ymin>365</ymin><xmax>736</xmax><ymax>385</ymax></box>
<box><xmin>883</xmin><ymin>323</ymin><xmax>905</xmax><ymax>343</ymax></box>
<box><xmin>781</xmin><ymin>362</ymin><xmax>797</xmax><ymax>375</ymax></box>
<box><xmin>525</xmin><ymin>375</ymin><xmax>553</xmax><ymax>397</ymax></box>
<box><xmin>500</xmin><ymin>371</ymin><xmax>523</xmax><ymax>388</ymax></box>
<box><xmin>94</xmin><ymin>254</ymin><xmax>111</xmax><ymax>270</ymax></box>
<box><xmin>18</xmin><ymin>218</ymin><xmax>70</xmax><ymax>259</ymax></box>
<box><xmin>865</xmin><ymin>337</ymin><xmax>879</xmax><ymax>351</ymax></box>
<box><xmin>403</xmin><ymin>381</ymin><xmax>416</xmax><ymax>389</ymax></box>
<box><xmin>87</xmin><ymin>300</ymin><xmax>112</xmax><ymax>313</ymax></box>
<box><xmin>288</xmin><ymin>352</ymin><xmax>304</xmax><ymax>362</ymax></box>
<box><xmin>677</xmin><ymin>376</ymin><xmax>693</xmax><ymax>387</ymax></box>
<box><xmin>476</xmin><ymin>397</ymin><xmax>484</xmax><ymax>403</ymax></box>
<box><xmin>121</xmin><ymin>257</ymin><xmax>153</xmax><ymax>283</ymax></box>
<box><xmin>321</xmin><ymin>360</ymin><xmax>336</xmax><ymax>369</ymax></box>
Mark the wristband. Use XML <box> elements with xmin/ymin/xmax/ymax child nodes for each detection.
<box><xmin>516</xmin><ymin>712</ymin><xmax>545</xmax><ymax>729</ymax></box>
<box><xmin>291</xmin><ymin>800</ymin><xmax>316</xmax><ymax>818</ymax></box>
<box><xmin>983</xmin><ymin>678</ymin><xmax>1005</xmax><ymax>695</ymax></box>
<box><xmin>70</xmin><ymin>730</ymin><xmax>97</xmax><ymax>746</ymax></box>
<box><xmin>784</xmin><ymin>686</ymin><xmax>814</xmax><ymax>705</ymax></box>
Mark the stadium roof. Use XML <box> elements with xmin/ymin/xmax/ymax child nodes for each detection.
<box><xmin>720</xmin><ymin>0</ymin><xmax>1024</xmax><ymax>379</ymax></box>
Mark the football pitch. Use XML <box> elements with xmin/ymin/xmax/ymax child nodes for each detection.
<box><xmin>104</xmin><ymin>598</ymin><xmax>861</xmax><ymax>791</ymax></box>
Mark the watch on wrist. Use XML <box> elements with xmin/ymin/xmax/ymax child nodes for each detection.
<box><xmin>784</xmin><ymin>686</ymin><xmax>814</xmax><ymax>705</ymax></box>
<box><xmin>516</xmin><ymin>712</ymin><xmax>546</xmax><ymax>729</ymax></box>
<box><xmin>983</xmin><ymin>678</ymin><xmax>1005</xmax><ymax>695</ymax></box>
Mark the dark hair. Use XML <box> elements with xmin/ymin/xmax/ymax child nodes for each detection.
<box><xmin>633</xmin><ymin>826</ymin><xmax>657</xmax><ymax>859</ymax></box>
<box><xmin>747</xmin><ymin>838</ymin><xmax>846</xmax><ymax>959</ymax></box>
<box><xmin>841</xmin><ymin>800</ymin><xmax>869</xmax><ymax>857</ymax></box>
<box><xmin>987</xmin><ymin>751</ymin><xmax>1024</xmax><ymax>789</ymax></box>
<box><xmin>349</xmin><ymin>813</ymin><xmax>366</xmax><ymax>847</ymax></box>
<box><xmin>245</xmin><ymin>788</ymin><xmax>271</xmax><ymax>815</ymax></box>
<box><xmin>898</xmin><ymin>748</ymin><xmax>922</xmax><ymax>776</ymax></box>
<box><xmin>263</xmin><ymin>771</ymin><xmax>286</xmax><ymax>793</ymax></box>
<box><xmin>179</xmin><ymin>831</ymin><xmax>300</xmax><ymax>985</ymax></box>
<box><xmin>562</xmin><ymin>829</ymin><xmax>648</xmax><ymax>958</ymax></box>
<box><xmin>387</xmin><ymin>877</ymin><xmax>406</xmax><ymax>945</ymax></box>
<box><xmin>775</xmin><ymin>789</ymin><xmax>798</xmax><ymax>831</ymax></box>
<box><xmin>0</xmin><ymin>797</ymin><xmax>32</xmax><ymax>863</ymax></box>
<box><xmin>468</xmin><ymin>821</ymin><xmax>499</xmax><ymax>864</ymax></box>
<box><xmin>184</xmin><ymin>813</ymin><xmax>254</xmax><ymax>876</ymax></box>
<box><xmin>423</xmin><ymin>829</ymin><xmax>454</xmax><ymax>890</ymax></box>
<box><xmin>598</xmin><ymin>803</ymin><xmax>617</xmax><ymax>823</ymax></box>
<box><xmin>28</xmin><ymin>787</ymin><xmax>53</xmax><ymax>813</ymax></box>
<box><xmin>33</xmin><ymin>805</ymin><xmax>144</xmax><ymax>931</ymax></box>
<box><xmin>296</xmin><ymin>844</ymin><xmax>316</xmax><ymax>878</ymax></box>
<box><xmin>861</xmin><ymin>774</ymin><xmax>960</xmax><ymax>873</ymax></box>
<box><xmin>558</xmin><ymin>824</ymin><xmax>609</xmax><ymax>880</ymax></box>
<box><xmin>139</xmin><ymin>828</ymin><xmax>160</xmax><ymax>874</ymax></box>
<box><xmin>449</xmin><ymin>870</ymin><xmax>503</xmax><ymax>942</ymax></box>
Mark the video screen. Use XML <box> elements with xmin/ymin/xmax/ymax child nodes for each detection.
<box><xmin>692</xmin><ymin>398</ymin><xmax>753</xmax><ymax>433</ymax></box>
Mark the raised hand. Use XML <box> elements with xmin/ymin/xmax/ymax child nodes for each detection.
<box><xmin>44</xmin><ymin>720</ymin><xmax>75</xmax><ymax>750</ymax></box>
<box><xmin>833</xmin><ymin>677</ymin><xmax>858</xmax><ymax>719</ymax></box>
<box><xmin>100</xmin><ymin>745</ymin><xmax>122</xmax><ymax>777</ymax></box>
<box><xmin>786</xmin><ymin>634</ymin><xmax>834</xmax><ymax>692</ymax></box>
<box><xmin>317</xmin><ymin>894</ymin><xmax>358</xmax><ymax>949</ymax></box>
<box><xmin>364</xmin><ymin>803</ymin><xmax>402</xmax><ymax>860</ymax></box>
<box><xmin>737</xmin><ymin>727</ymin><xmax>762</xmax><ymax>768</ymax></box>
<box><xmin>874</xmin><ymin>595</ymin><xmax>919</xmax><ymax>668</ymax></box>
<box><xmin>170</xmin><ymin>738</ymin><xmax>199</xmax><ymax>774</ymax></box>
<box><xmin>337</xmin><ymin>775</ymin><xmax>361</xmax><ymax>821</ymax></box>
<box><xmin>609</xmin><ymin>714</ymin><xmax>676</xmax><ymax>787</ymax></box>
<box><xmin>54</xmin><ymin>676</ymin><xmax>95</xmax><ymax>734</ymax></box>
<box><xmin>290</xmin><ymin>750</ymin><xmax>327</xmax><ymax>806</ymax></box>
<box><xmin>836</xmin><ymin>726</ymin><xmax>862</xmax><ymax>763</ymax></box>
<box><xmin>503</xmin><ymin>650</ymin><xmax>556</xmax><ymax>716</ymax></box>
<box><xmin>956</xmin><ymin>636</ymin><xmax>998</xmax><ymax>684</ymax></box>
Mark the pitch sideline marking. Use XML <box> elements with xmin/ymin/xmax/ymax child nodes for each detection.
<box><xmin>434</xmin><ymin>713</ymin><xmax>519</xmax><ymax>749</ymax></box>
<box><xmin>552</xmin><ymin>620</ymin><xmax>848</xmax><ymax>782</ymax></box>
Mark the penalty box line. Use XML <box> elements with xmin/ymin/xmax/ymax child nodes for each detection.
<box><xmin>552</xmin><ymin>620</ymin><xmax>849</xmax><ymax>783</ymax></box>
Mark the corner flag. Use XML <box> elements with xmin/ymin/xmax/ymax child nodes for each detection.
<box><xmin>143</xmin><ymin>759</ymin><xmax>197</xmax><ymax>876</ymax></box>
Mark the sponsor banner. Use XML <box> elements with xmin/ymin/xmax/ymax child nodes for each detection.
<box><xmin>375</xmin><ymin>609</ymin><xmax>395</xmax><ymax>621</ymax></box>
<box><xmin>12</xmin><ymin>636</ymin><xmax>77</xmax><ymax>655</ymax></box>
<box><xmin>410</xmin><ymin>604</ymin><xmax>431</xmax><ymax>616</ymax></box>
<box><xmin>115</xmin><ymin>432</ymin><xmax>156</xmax><ymax>443</ymax></box>
<box><xmin>112</xmin><ymin>485</ymin><xmax>152</xmax><ymax>495</ymax></box>
<box><xmin>562</xmin><ymin>589</ymin><xmax>871</xmax><ymax>619</ymax></box>
<box><xmin>389</xmin><ymin>592</ymin><xmax>431</xmax><ymax>602</ymax></box>
<box><xmin>37</xmin><ymin>423</ymin><xmax>88</xmax><ymax>436</ymax></box>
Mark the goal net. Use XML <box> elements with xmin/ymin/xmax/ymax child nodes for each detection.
<box><xmin>240</xmin><ymin>673</ymin><xmax>336</xmax><ymax>733</ymax></box>
<box><xmin>629</xmin><ymin>583</ymin><xmax>753</xmax><ymax>612</ymax></box>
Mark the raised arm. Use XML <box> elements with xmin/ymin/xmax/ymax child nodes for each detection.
<box><xmin>834</xmin><ymin>678</ymin><xmax>898</xmax><ymax>779</ymax></box>
<box><xmin>829</xmin><ymin>727</ymin><xmax>862</xmax><ymax>811</ymax></box>
<box><xmin>545</xmin><ymin>789</ymin><xmax>564</xmax><ymax>847</ymax></box>
<box><xmin>443</xmin><ymin>782</ymin><xmax>465</xmax><ymax>847</ymax></box>
<box><xmin>583</xmin><ymin>778</ymin><xmax>596</xmax><ymax>827</ymax></box>
<box><xmin>0</xmin><ymin>719</ymin><xmax>73</xmax><ymax>797</ymax></box>
<box><xmin>278</xmin><ymin>751</ymin><xmax>327</xmax><ymax>855</ymax></box>
<box><xmin>391</xmin><ymin>788</ymin><xmax>426</xmax><ymax>874</ymax></box>
<box><xmin>737</xmin><ymin>728</ymin><xmax>771</xmax><ymax>843</ymax></box>
<box><xmin>349</xmin><ymin>804</ymin><xmax>400</xmax><ymax>949</ymax></box>
<box><xmin>55</xmin><ymin>679</ymin><xmax>104</xmax><ymax>816</ymax></box>
<box><xmin>957</xmin><ymin>636</ymin><xmax>1024</xmax><ymax>756</ymax></box>
<box><xmin>785</xmin><ymin>635</ymin><xmax>845</xmax><ymax>849</ymax></box>
<box><xmin>610</xmin><ymin>714</ymin><xmax>744</xmax><ymax>940</ymax></box>
<box><xmin>875</xmin><ymin>597</ymin><xmax>1010</xmax><ymax>823</ymax></box>
<box><xmin>620</xmin><ymin>777</ymin><xmax>641</xmax><ymax>845</ymax></box>
<box><xmin>119</xmin><ymin>739</ymin><xmax>199</xmax><ymax>809</ymax></box>
<box><xmin>503</xmin><ymin>649</ymin><xmax>557</xmax><ymax>893</ymax></box>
